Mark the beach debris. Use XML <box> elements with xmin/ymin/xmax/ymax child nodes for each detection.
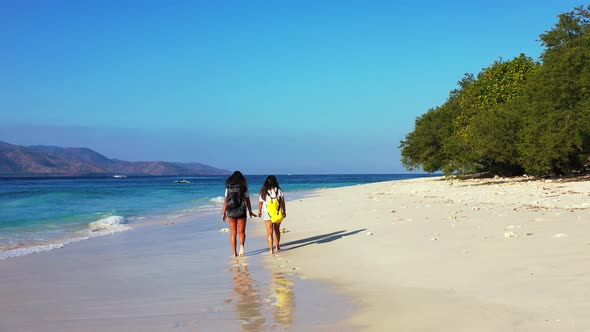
<box><xmin>553</xmin><ymin>233</ymin><xmax>568</xmax><ymax>238</ymax></box>
<box><xmin>504</xmin><ymin>231</ymin><xmax>518</xmax><ymax>238</ymax></box>
<box><xmin>220</xmin><ymin>228</ymin><xmax>229</xmax><ymax>232</ymax></box>
<box><xmin>281</xmin><ymin>227</ymin><xmax>289</xmax><ymax>233</ymax></box>
<box><xmin>391</xmin><ymin>210</ymin><xmax>396</xmax><ymax>213</ymax></box>
<box><xmin>526</xmin><ymin>233</ymin><xmax>534</xmax><ymax>236</ymax></box>
<box><xmin>505</xmin><ymin>225</ymin><xmax>522</xmax><ymax>229</ymax></box>
<box><xmin>472</xmin><ymin>206</ymin><xmax>480</xmax><ymax>211</ymax></box>
<box><xmin>366</xmin><ymin>231</ymin><xmax>373</xmax><ymax>236</ymax></box>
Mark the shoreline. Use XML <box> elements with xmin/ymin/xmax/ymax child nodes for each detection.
<box><xmin>0</xmin><ymin>200</ymin><xmax>355</xmax><ymax>332</ymax></box>
<box><xmin>0</xmin><ymin>185</ymin><xmax>328</xmax><ymax>260</ymax></box>
<box><xmin>260</xmin><ymin>176</ymin><xmax>590</xmax><ymax>331</ymax></box>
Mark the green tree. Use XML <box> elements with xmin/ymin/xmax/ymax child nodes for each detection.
<box><xmin>400</xmin><ymin>95</ymin><xmax>460</xmax><ymax>173</ymax></box>
<box><xmin>445</xmin><ymin>54</ymin><xmax>537</xmax><ymax>175</ymax></box>
<box><xmin>456</xmin><ymin>54</ymin><xmax>537</xmax><ymax>137</ymax></box>
<box><xmin>518</xmin><ymin>5</ymin><xmax>590</xmax><ymax>175</ymax></box>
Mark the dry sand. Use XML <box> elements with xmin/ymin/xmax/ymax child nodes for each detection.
<box><xmin>263</xmin><ymin>176</ymin><xmax>590</xmax><ymax>331</ymax></box>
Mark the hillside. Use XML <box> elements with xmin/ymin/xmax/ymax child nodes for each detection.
<box><xmin>0</xmin><ymin>141</ymin><xmax>230</xmax><ymax>177</ymax></box>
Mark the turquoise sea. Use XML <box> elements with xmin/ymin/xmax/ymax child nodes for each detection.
<box><xmin>0</xmin><ymin>174</ymin><xmax>434</xmax><ymax>259</ymax></box>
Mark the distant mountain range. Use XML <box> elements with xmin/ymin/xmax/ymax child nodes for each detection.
<box><xmin>0</xmin><ymin>140</ymin><xmax>231</xmax><ymax>177</ymax></box>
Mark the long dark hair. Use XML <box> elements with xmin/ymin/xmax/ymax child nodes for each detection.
<box><xmin>226</xmin><ymin>171</ymin><xmax>248</xmax><ymax>191</ymax></box>
<box><xmin>260</xmin><ymin>175</ymin><xmax>281</xmax><ymax>200</ymax></box>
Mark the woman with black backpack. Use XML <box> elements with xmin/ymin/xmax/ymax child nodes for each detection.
<box><xmin>222</xmin><ymin>171</ymin><xmax>256</xmax><ymax>257</ymax></box>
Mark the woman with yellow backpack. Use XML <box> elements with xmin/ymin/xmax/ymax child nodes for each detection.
<box><xmin>257</xmin><ymin>175</ymin><xmax>286</xmax><ymax>254</ymax></box>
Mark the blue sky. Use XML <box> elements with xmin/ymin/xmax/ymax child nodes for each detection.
<box><xmin>0</xmin><ymin>1</ymin><xmax>584</xmax><ymax>174</ymax></box>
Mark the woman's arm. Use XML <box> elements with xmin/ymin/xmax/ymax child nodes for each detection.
<box><xmin>280</xmin><ymin>196</ymin><xmax>286</xmax><ymax>218</ymax></box>
<box><xmin>246</xmin><ymin>197</ymin><xmax>256</xmax><ymax>218</ymax></box>
<box><xmin>222</xmin><ymin>198</ymin><xmax>227</xmax><ymax>222</ymax></box>
<box><xmin>258</xmin><ymin>201</ymin><xmax>263</xmax><ymax>218</ymax></box>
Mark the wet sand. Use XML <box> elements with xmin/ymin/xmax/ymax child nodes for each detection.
<box><xmin>0</xmin><ymin>213</ymin><xmax>354</xmax><ymax>332</ymax></box>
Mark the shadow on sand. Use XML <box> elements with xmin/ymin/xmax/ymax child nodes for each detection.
<box><xmin>247</xmin><ymin>229</ymin><xmax>366</xmax><ymax>256</ymax></box>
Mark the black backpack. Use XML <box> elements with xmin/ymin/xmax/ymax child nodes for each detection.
<box><xmin>226</xmin><ymin>183</ymin><xmax>246</xmax><ymax>218</ymax></box>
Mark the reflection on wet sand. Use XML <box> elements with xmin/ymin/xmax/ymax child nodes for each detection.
<box><xmin>229</xmin><ymin>260</ymin><xmax>296</xmax><ymax>331</ymax></box>
<box><xmin>271</xmin><ymin>272</ymin><xmax>295</xmax><ymax>329</ymax></box>
<box><xmin>231</xmin><ymin>260</ymin><xmax>266</xmax><ymax>331</ymax></box>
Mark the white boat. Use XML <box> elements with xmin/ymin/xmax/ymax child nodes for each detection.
<box><xmin>173</xmin><ymin>179</ymin><xmax>191</xmax><ymax>184</ymax></box>
<box><xmin>113</xmin><ymin>175</ymin><xmax>127</xmax><ymax>178</ymax></box>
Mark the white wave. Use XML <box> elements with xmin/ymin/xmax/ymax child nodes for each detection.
<box><xmin>126</xmin><ymin>216</ymin><xmax>147</xmax><ymax>221</ymax></box>
<box><xmin>209</xmin><ymin>196</ymin><xmax>225</xmax><ymax>205</ymax></box>
<box><xmin>0</xmin><ymin>236</ymin><xmax>89</xmax><ymax>260</ymax></box>
<box><xmin>1</xmin><ymin>216</ymin><xmax>133</xmax><ymax>260</ymax></box>
<box><xmin>0</xmin><ymin>243</ymin><xmax>65</xmax><ymax>259</ymax></box>
<box><xmin>88</xmin><ymin>216</ymin><xmax>130</xmax><ymax>233</ymax></box>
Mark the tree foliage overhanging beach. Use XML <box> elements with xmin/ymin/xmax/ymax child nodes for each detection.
<box><xmin>400</xmin><ymin>5</ymin><xmax>590</xmax><ymax>177</ymax></box>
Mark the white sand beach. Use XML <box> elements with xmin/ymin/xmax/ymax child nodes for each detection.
<box><xmin>2</xmin><ymin>176</ymin><xmax>590</xmax><ymax>331</ymax></box>
<box><xmin>263</xmin><ymin>176</ymin><xmax>590</xmax><ymax>331</ymax></box>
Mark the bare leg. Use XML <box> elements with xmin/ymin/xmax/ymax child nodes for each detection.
<box><xmin>237</xmin><ymin>217</ymin><xmax>247</xmax><ymax>257</ymax></box>
<box><xmin>264</xmin><ymin>220</ymin><xmax>274</xmax><ymax>254</ymax></box>
<box><xmin>228</xmin><ymin>217</ymin><xmax>238</xmax><ymax>257</ymax></box>
<box><xmin>273</xmin><ymin>222</ymin><xmax>282</xmax><ymax>252</ymax></box>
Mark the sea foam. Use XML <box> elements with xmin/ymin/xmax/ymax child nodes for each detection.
<box><xmin>88</xmin><ymin>216</ymin><xmax>130</xmax><ymax>233</ymax></box>
<box><xmin>209</xmin><ymin>196</ymin><xmax>225</xmax><ymax>205</ymax></box>
<box><xmin>0</xmin><ymin>216</ymin><xmax>133</xmax><ymax>260</ymax></box>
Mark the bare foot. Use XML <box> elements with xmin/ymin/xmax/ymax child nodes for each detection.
<box><xmin>275</xmin><ymin>247</ymin><xmax>280</xmax><ymax>253</ymax></box>
<box><xmin>269</xmin><ymin>249</ymin><xmax>274</xmax><ymax>255</ymax></box>
<box><xmin>239</xmin><ymin>244</ymin><xmax>244</xmax><ymax>257</ymax></box>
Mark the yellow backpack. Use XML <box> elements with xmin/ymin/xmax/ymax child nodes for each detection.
<box><xmin>267</xmin><ymin>189</ymin><xmax>284</xmax><ymax>223</ymax></box>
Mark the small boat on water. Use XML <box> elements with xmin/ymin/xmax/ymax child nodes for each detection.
<box><xmin>113</xmin><ymin>175</ymin><xmax>127</xmax><ymax>178</ymax></box>
<box><xmin>173</xmin><ymin>179</ymin><xmax>191</xmax><ymax>184</ymax></box>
